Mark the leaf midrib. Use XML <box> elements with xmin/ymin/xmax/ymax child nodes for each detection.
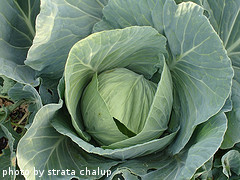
<box><xmin>13</xmin><ymin>0</ymin><xmax>35</xmax><ymax>38</ymax></box>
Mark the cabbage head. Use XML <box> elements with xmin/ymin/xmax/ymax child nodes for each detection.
<box><xmin>17</xmin><ymin>0</ymin><xmax>234</xmax><ymax>179</ymax></box>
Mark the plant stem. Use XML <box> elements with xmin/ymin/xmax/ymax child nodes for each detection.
<box><xmin>13</xmin><ymin>111</ymin><xmax>29</xmax><ymax>131</ymax></box>
<box><xmin>11</xmin><ymin>122</ymin><xmax>25</xmax><ymax>129</ymax></box>
<box><xmin>0</xmin><ymin>95</ymin><xmax>10</xmax><ymax>99</ymax></box>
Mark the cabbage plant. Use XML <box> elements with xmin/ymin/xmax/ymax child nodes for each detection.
<box><xmin>16</xmin><ymin>0</ymin><xmax>235</xmax><ymax>179</ymax></box>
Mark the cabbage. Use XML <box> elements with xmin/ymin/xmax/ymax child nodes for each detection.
<box><xmin>0</xmin><ymin>0</ymin><xmax>237</xmax><ymax>179</ymax></box>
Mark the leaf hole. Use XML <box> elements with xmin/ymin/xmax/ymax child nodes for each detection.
<box><xmin>147</xmin><ymin>168</ymin><xmax>157</xmax><ymax>173</ymax></box>
<box><xmin>203</xmin><ymin>10</ymin><xmax>210</xmax><ymax>19</ymax></box>
<box><xmin>47</xmin><ymin>88</ymin><xmax>53</xmax><ymax>96</ymax></box>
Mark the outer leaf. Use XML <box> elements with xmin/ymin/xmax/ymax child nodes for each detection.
<box><xmin>64</xmin><ymin>26</ymin><xmax>166</xmax><ymax>141</ymax></box>
<box><xmin>195</xmin><ymin>0</ymin><xmax>240</xmax><ymax>149</ymax></box>
<box><xmin>192</xmin><ymin>157</ymin><xmax>213</xmax><ymax>179</ymax></box>
<box><xmin>151</xmin><ymin>0</ymin><xmax>166</xmax><ymax>34</ymax></box>
<box><xmin>23</xmin><ymin>0</ymin><xmax>109</xmax><ymax>103</ymax></box>
<box><xmin>211</xmin><ymin>167</ymin><xmax>234</xmax><ymax>180</ymax></box>
<box><xmin>222</xmin><ymin>68</ymin><xmax>240</xmax><ymax>149</ymax></box>
<box><xmin>205</xmin><ymin>0</ymin><xmax>240</xmax><ymax>67</ymax></box>
<box><xmin>163</xmin><ymin>0</ymin><xmax>233</xmax><ymax>154</ymax></box>
<box><xmin>193</xmin><ymin>0</ymin><xmax>240</xmax><ymax>71</ymax></box>
<box><xmin>38</xmin><ymin>77</ymin><xmax>60</xmax><ymax>104</ymax></box>
<box><xmin>95</xmin><ymin>0</ymin><xmax>156</xmax><ymax>30</ymax></box>
<box><xmin>93</xmin><ymin>0</ymin><xmax>165</xmax><ymax>33</ymax></box>
<box><xmin>0</xmin><ymin>76</ymin><xmax>16</xmax><ymax>96</ymax></box>
<box><xmin>25</xmin><ymin>0</ymin><xmax>108</xmax><ymax>81</ymax></box>
<box><xmin>17</xmin><ymin>103</ymin><xmax>118</xmax><ymax>180</ymax></box>
<box><xmin>206</xmin><ymin>0</ymin><xmax>240</xmax><ymax>149</ymax></box>
<box><xmin>109</xmin><ymin>112</ymin><xmax>227</xmax><ymax>180</ymax></box>
<box><xmin>0</xmin><ymin>0</ymin><xmax>39</xmax><ymax>85</ymax></box>
<box><xmin>222</xmin><ymin>150</ymin><xmax>240</xmax><ymax>178</ymax></box>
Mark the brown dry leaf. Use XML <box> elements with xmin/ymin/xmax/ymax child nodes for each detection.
<box><xmin>0</xmin><ymin>98</ymin><xmax>13</xmax><ymax>107</ymax></box>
